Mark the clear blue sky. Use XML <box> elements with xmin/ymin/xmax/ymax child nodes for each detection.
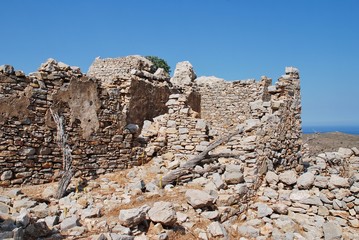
<box><xmin>1</xmin><ymin>0</ymin><xmax>358</xmax><ymax>127</ymax></box>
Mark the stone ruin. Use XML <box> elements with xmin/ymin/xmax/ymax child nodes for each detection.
<box><xmin>0</xmin><ymin>55</ymin><xmax>302</xmax><ymax>188</ymax></box>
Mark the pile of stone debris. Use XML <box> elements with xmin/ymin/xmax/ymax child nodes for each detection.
<box><xmin>1</xmin><ymin>146</ymin><xmax>359</xmax><ymax>240</ymax></box>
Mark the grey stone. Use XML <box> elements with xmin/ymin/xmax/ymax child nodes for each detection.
<box><xmin>350</xmin><ymin>182</ymin><xmax>359</xmax><ymax>193</ymax></box>
<box><xmin>0</xmin><ymin>64</ymin><xmax>15</xmax><ymax>75</ymax></box>
<box><xmin>314</xmin><ymin>176</ymin><xmax>328</xmax><ymax>188</ymax></box>
<box><xmin>81</xmin><ymin>206</ymin><xmax>100</xmax><ymax>219</ymax></box>
<box><xmin>201</xmin><ymin>210</ymin><xmax>219</xmax><ymax>220</ymax></box>
<box><xmin>45</xmin><ymin>215</ymin><xmax>59</xmax><ymax>228</ymax></box>
<box><xmin>31</xmin><ymin>202</ymin><xmax>49</xmax><ymax>218</ymax></box>
<box><xmin>112</xmin><ymin>224</ymin><xmax>131</xmax><ymax>235</ymax></box>
<box><xmin>145</xmin><ymin>182</ymin><xmax>159</xmax><ymax>192</ymax></box>
<box><xmin>222</xmin><ymin>171</ymin><xmax>244</xmax><ymax>184</ymax></box>
<box><xmin>25</xmin><ymin>221</ymin><xmax>51</xmax><ymax>238</ymax></box>
<box><xmin>118</xmin><ymin>205</ymin><xmax>150</xmax><ymax>227</ymax></box>
<box><xmin>110</xmin><ymin>234</ymin><xmax>134</xmax><ymax>240</ymax></box>
<box><xmin>16</xmin><ymin>209</ymin><xmax>30</xmax><ymax>227</ymax></box>
<box><xmin>0</xmin><ymin>231</ymin><xmax>13</xmax><ymax>239</ymax></box>
<box><xmin>207</xmin><ymin>222</ymin><xmax>228</xmax><ymax>239</ymax></box>
<box><xmin>265</xmin><ymin>171</ymin><xmax>279</xmax><ymax>185</ymax></box>
<box><xmin>318</xmin><ymin>206</ymin><xmax>329</xmax><ymax>216</ymax></box>
<box><xmin>60</xmin><ymin>216</ymin><xmax>80</xmax><ymax>231</ymax></box>
<box><xmin>185</xmin><ymin>189</ymin><xmax>215</xmax><ymax>208</ymax></box>
<box><xmin>19</xmin><ymin>147</ymin><xmax>36</xmax><ymax>156</ymax></box>
<box><xmin>13</xmin><ymin>227</ymin><xmax>25</xmax><ymax>240</ymax></box>
<box><xmin>176</xmin><ymin>212</ymin><xmax>188</xmax><ymax>223</ymax></box>
<box><xmin>212</xmin><ymin>173</ymin><xmax>225</xmax><ymax>190</ymax></box>
<box><xmin>257</xmin><ymin>203</ymin><xmax>273</xmax><ymax>217</ymax></box>
<box><xmin>263</xmin><ymin>187</ymin><xmax>279</xmax><ymax>199</ymax></box>
<box><xmin>299</xmin><ymin>196</ymin><xmax>323</xmax><ymax>206</ymax></box>
<box><xmin>297</xmin><ymin>172</ymin><xmax>315</xmax><ymax>189</ymax></box>
<box><xmin>272</xmin><ymin>203</ymin><xmax>288</xmax><ymax>215</ymax></box>
<box><xmin>279</xmin><ymin>170</ymin><xmax>297</xmax><ymax>185</ymax></box>
<box><xmin>6</xmin><ymin>189</ymin><xmax>21</xmax><ymax>198</ymax></box>
<box><xmin>330</xmin><ymin>175</ymin><xmax>349</xmax><ymax>188</ymax></box>
<box><xmin>337</xmin><ymin>147</ymin><xmax>353</xmax><ymax>158</ymax></box>
<box><xmin>237</xmin><ymin>225</ymin><xmax>260</xmax><ymax>238</ymax></box>
<box><xmin>245</xmin><ymin>119</ymin><xmax>261</xmax><ymax>131</ymax></box>
<box><xmin>13</xmin><ymin>198</ymin><xmax>37</xmax><ymax>210</ymax></box>
<box><xmin>170</xmin><ymin>61</ymin><xmax>196</xmax><ymax>87</ymax></box>
<box><xmin>0</xmin><ymin>202</ymin><xmax>10</xmax><ymax>214</ymax></box>
<box><xmin>234</xmin><ymin>183</ymin><xmax>248</xmax><ymax>197</ymax></box>
<box><xmin>148</xmin><ymin>201</ymin><xmax>177</xmax><ymax>226</ymax></box>
<box><xmin>352</xmin><ymin>147</ymin><xmax>359</xmax><ymax>156</ymax></box>
<box><xmin>289</xmin><ymin>190</ymin><xmax>311</xmax><ymax>202</ymax></box>
<box><xmin>1</xmin><ymin>170</ymin><xmax>13</xmax><ymax>180</ymax></box>
<box><xmin>0</xmin><ymin>195</ymin><xmax>11</xmax><ymax>204</ymax></box>
<box><xmin>323</xmin><ymin>222</ymin><xmax>342</xmax><ymax>240</ymax></box>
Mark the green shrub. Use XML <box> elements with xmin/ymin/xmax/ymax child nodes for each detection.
<box><xmin>145</xmin><ymin>56</ymin><xmax>171</xmax><ymax>74</ymax></box>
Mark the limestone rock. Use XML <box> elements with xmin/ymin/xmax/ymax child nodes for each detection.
<box><xmin>337</xmin><ymin>148</ymin><xmax>353</xmax><ymax>158</ymax></box>
<box><xmin>207</xmin><ymin>222</ymin><xmax>228</xmax><ymax>239</ymax></box>
<box><xmin>279</xmin><ymin>170</ymin><xmax>297</xmax><ymax>185</ymax></box>
<box><xmin>118</xmin><ymin>205</ymin><xmax>150</xmax><ymax>227</ymax></box>
<box><xmin>61</xmin><ymin>216</ymin><xmax>80</xmax><ymax>231</ymax></box>
<box><xmin>1</xmin><ymin>170</ymin><xmax>13</xmax><ymax>180</ymax></box>
<box><xmin>195</xmin><ymin>76</ymin><xmax>225</xmax><ymax>86</ymax></box>
<box><xmin>256</xmin><ymin>203</ymin><xmax>273</xmax><ymax>217</ymax></box>
<box><xmin>148</xmin><ymin>201</ymin><xmax>177</xmax><ymax>226</ymax></box>
<box><xmin>272</xmin><ymin>203</ymin><xmax>288</xmax><ymax>215</ymax></box>
<box><xmin>297</xmin><ymin>172</ymin><xmax>315</xmax><ymax>189</ymax></box>
<box><xmin>170</xmin><ymin>61</ymin><xmax>196</xmax><ymax>87</ymax></box>
<box><xmin>185</xmin><ymin>189</ymin><xmax>215</xmax><ymax>208</ymax></box>
<box><xmin>265</xmin><ymin>171</ymin><xmax>279</xmax><ymax>185</ymax></box>
<box><xmin>323</xmin><ymin>222</ymin><xmax>342</xmax><ymax>240</ymax></box>
<box><xmin>329</xmin><ymin>175</ymin><xmax>349</xmax><ymax>188</ymax></box>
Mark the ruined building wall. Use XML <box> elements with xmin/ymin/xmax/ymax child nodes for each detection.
<box><xmin>0</xmin><ymin>56</ymin><xmax>302</xmax><ymax>187</ymax></box>
<box><xmin>0</xmin><ymin>57</ymin><xmax>172</xmax><ymax>186</ymax></box>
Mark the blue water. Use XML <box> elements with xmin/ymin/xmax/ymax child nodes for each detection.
<box><xmin>302</xmin><ymin>125</ymin><xmax>359</xmax><ymax>135</ymax></box>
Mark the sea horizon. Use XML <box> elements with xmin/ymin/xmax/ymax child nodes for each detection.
<box><xmin>302</xmin><ymin>125</ymin><xmax>359</xmax><ymax>135</ymax></box>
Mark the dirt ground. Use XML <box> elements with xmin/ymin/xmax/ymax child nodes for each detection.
<box><xmin>303</xmin><ymin>132</ymin><xmax>359</xmax><ymax>157</ymax></box>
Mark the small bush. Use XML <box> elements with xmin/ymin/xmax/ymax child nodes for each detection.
<box><xmin>145</xmin><ymin>56</ymin><xmax>171</xmax><ymax>74</ymax></box>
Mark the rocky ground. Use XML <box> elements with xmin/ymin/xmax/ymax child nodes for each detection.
<box><xmin>1</xmin><ymin>133</ymin><xmax>359</xmax><ymax>240</ymax></box>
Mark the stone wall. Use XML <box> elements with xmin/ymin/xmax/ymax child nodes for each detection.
<box><xmin>0</xmin><ymin>57</ymin><xmax>173</xmax><ymax>186</ymax></box>
<box><xmin>0</xmin><ymin>56</ymin><xmax>302</xmax><ymax>187</ymax></box>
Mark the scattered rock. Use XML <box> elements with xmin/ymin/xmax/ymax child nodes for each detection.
<box><xmin>148</xmin><ymin>201</ymin><xmax>177</xmax><ymax>226</ymax></box>
<box><xmin>61</xmin><ymin>216</ymin><xmax>80</xmax><ymax>231</ymax></box>
<box><xmin>118</xmin><ymin>205</ymin><xmax>150</xmax><ymax>227</ymax></box>
<box><xmin>185</xmin><ymin>189</ymin><xmax>215</xmax><ymax>208</ymax></box>
<box><xmin>207</xmin><ymin>222</ymin><xmax>228</xmax><ymax>239</ymax></box>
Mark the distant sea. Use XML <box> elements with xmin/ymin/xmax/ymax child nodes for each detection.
<box><xmin>302</xmin><ymin>125</ymin><xmax>359</xmax><ymax>135</ymax></box>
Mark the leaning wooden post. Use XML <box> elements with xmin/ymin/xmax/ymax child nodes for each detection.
<box><xmin>50</xmin><ymin>108</ymin><xmax>74</xmax><ymax>199</ymax></box>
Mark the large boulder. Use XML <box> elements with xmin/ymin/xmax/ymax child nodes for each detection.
<box><xmin>170</xmin><ymin>61</ymin><xmax>196</xmax><ymax>87</ymax></box>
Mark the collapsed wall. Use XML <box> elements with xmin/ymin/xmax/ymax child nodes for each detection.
<box><xmin>0</xmin><ymin>56</ymin><xmax>173</xmax><ymax>186</ymax></box>
<box><xmin>142</xmin><ymin>66</ymin><xmax>302</xmax><ymax>186</ymax></box>
<box><xmin>0</xmin><ymin>56</ymin><xmax>302</xmax><ymax>188</ymax></box>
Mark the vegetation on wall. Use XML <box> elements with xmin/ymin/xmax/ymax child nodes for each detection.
<box><xmin>145</xmin><ymin>56</ymin><xmax>171</xmax><ymax>74</ymax></box>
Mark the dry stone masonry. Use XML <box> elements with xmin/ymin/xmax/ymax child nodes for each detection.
<box><xmin>0</xmin><ymin>56</ymin><xmax>301</xmax><ymax>189</ymax></box>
